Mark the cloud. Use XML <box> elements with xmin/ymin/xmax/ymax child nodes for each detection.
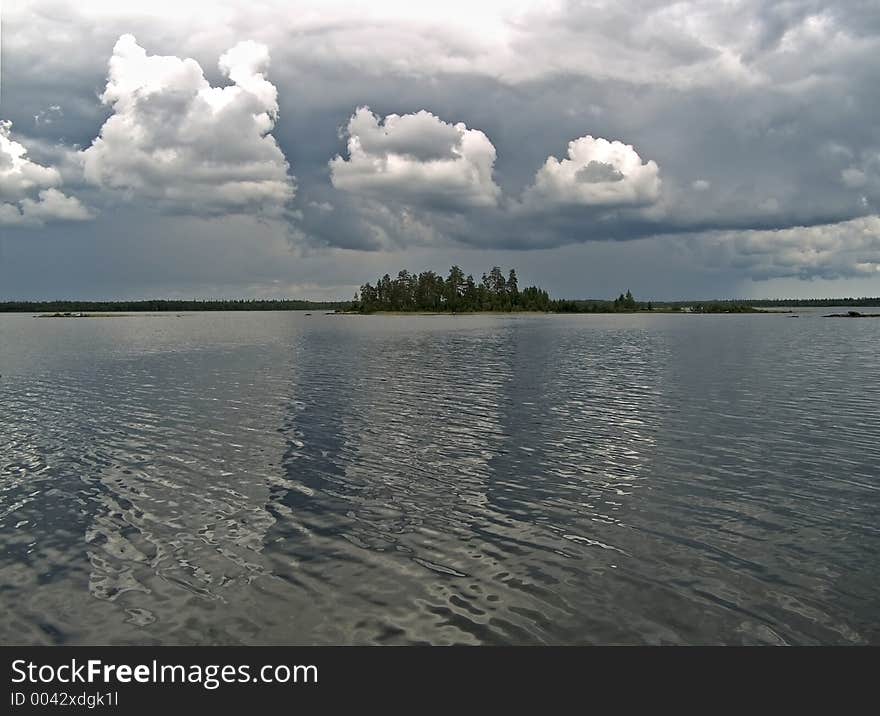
<box><xmin>521</xmin><ymin>135</ymin><xmax>661</xmax><ymax>210</ymax></box>
<box><xmin>329</xmin><ymin>107</ymin><xmax>501</xmax><ymax>209</ymax></box>
<box><xmin>4</xmin><ymin>2</ymin><xmax>880</xmax><ymax>294</ymax></box>
<box><xmin>80</xmin><ymin>34</ymin><xmax>294</xmax><ymax>216</ymax></box>
<box><xmin>34</xmin><ymin>105</ymin><xmax>63</xmax><ymax>127</ymax></box>
<box><xmin>0</xmin><ymin>120</ymin><xmax>91</xmax><ymax>226</ymax></box>
<box><xmin>688</xmin><ymin>215</ymin><xmax>880</xmax><ymax>279</ymax></box>
<box><xmin>324</xmin><ymin>119</ymin><xmax>666</xmax><ymax>251</ymax></box>
<box><xmin>841</xmin><ymin>168</ymin><xmax>867</xmax><ymax>188</ymax></box>
<box><xmin>839</xmin><ymin>151</ymin><xmax>880</xmax><ymax>201</ymax></box>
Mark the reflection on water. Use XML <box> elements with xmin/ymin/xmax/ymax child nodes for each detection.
<box><xmin>0</xmin><ymin>311</ymin><xmax>878</xmax><ymax>644</ymax></box>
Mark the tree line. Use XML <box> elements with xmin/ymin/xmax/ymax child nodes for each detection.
<box><xmin>354</xmin><ymin>266</ymin><xmax>549</xmax><ymax>313</ymax></box>
<box><xmin>0</xmin><ymin>299</ymin><xmax>346</xmax><ymax>313</ymax></box>
<box><xmin>7</xmin><ymin>270</ymin><xmax>830</xmax><ymax>315</ymax></box>
<box><xmin>732</xmin><ymin>297</ymin><xmax>880</xmax><ymax>308</ymax></box>
<box><xmin>353</xmin><ymin>266</ymin><xmax>659</xmax><ymax>313</ymax></box>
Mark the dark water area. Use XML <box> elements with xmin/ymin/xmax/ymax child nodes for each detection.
<box><xmin>1</xmin><ymin>310</ymin><xmax>878</xmax><ymax>644</ymax></box>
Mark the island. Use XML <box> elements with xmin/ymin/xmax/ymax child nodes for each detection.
<box><xmin>823</xmin><ymin>311</ymin><xmax>880</xmax><ymax>318</ymax></box>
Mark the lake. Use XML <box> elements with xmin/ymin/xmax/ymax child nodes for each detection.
<box><xmin>1</xmin><ymin>310</ymin><xmax>878</xmax><ymax>644</ymax></box>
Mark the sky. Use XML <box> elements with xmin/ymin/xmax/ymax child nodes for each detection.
<box><xmin>1</xmin><ymin>0</ymin><xmax>880</xmax><ymax>301</ymax></box>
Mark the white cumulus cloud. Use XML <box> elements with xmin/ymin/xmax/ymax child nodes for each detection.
<box><xmin>522</xmin><ymin>135</ymin><xmax>661</xmax><ymax>210</ymax></box>
<box><xmin>80</xmin><ymin>34</ymin><xmax>294</xmax><ymax>216</ymax></box>
<box><xmin>329</xmin><ymin>107</ymin><xmax>501</xmax><ymax>209</ymax></box>
<box><xmin>0</xmin><ymin>120</ymin><xmax>91</xmax><ymax>226</ymax></box>
<box><xmin>690</xmin><ymin>215</ymin><xmax>880</xmax><ymax>279</ymax></box>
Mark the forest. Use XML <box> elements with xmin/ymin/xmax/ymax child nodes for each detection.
<box><xmin>353</xmin><ymin>266</ymin><xmax>652</xmax><ymax>313</ymax></box>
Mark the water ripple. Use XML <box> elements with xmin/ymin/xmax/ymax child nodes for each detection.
<box><xmin>0</xmin><ymin>311</ymin><xmax>878</xmax><ymax>644</ymax></box>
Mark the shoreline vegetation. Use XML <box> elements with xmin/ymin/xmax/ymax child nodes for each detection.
<box><xmin>1</xmin><ymin>300</ymin><xmax>346</xmax><ymax>314</ymax></box>
<box><xmin>348</xmin><ymin>265</ymin><xmax>876</xmax><ymax>315</ymax></box>
<box><xmin>2</xmin><ymin>265</ymin><xmax>879</xmax><ymax>316</ymax></box>
<box><xmin>823</xmin><ymin>311</ymin><xmax>880</xmax><ymax>318</ymax></box>
<box><xmin>351</xmin><ymin>265</ymin><xmax>759</xmax><ymax>313</ymax></box>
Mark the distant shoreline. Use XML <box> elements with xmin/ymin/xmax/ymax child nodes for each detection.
<box><xmin>351</xmin><ymin>309</ymin><xmax>769</xmax><ymax>316</ymax></box>
<box><xmin>0</xmin><ymin>300</ymin><xmax>345</xmax><ymax>314</ymax></box>
<box><xmin>29</xmin><ymin>309</ymin><xmax>880</xmax><ymax>320</ymax></box>
<box><xmin>3</xmin><ymin>297</ymin><xmax>879</xmax><ymax>315</ymax></box>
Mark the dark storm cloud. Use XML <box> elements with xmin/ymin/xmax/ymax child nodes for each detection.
<box><xmin>246</xmin><ymin>0</ymin><xmax>880</xmax><ymax>268</ymax></box>
<box><xmin>2</xmin><ymin>0</ymin><xmax>880</xmax><ymax>298</ymax></box>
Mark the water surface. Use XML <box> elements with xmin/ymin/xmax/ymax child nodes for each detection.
<box><xmin>1</xmin><ymin>310</ymin><xmax>878</xmax><ymax>644</ymax></box>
